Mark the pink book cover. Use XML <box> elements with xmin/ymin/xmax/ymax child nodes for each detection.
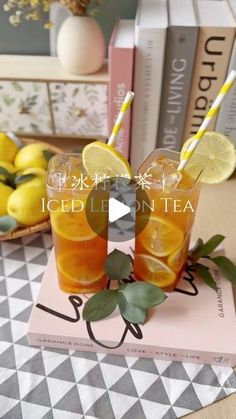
<box><xmin>108</xmin><ymin>19</ymin><xmax>135</xmax><ymax>159</ymax></box>
<box><xmin>27</xmin><ymin>250</ymin><xmax>236</xmax><ymax>367</ymax></box>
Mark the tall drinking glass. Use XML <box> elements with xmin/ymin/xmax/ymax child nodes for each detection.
<box><xmin>46</xmin><ymin>153</ymin><xmax>108</xmax><ymax>294</ymax></box>
<box><xmin>134</xmin><ymin>149</ymin><xmax>201</xmax><ymax>291</ymax></box>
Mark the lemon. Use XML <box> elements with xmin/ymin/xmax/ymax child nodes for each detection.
<box><xmin>138</xmin><ymin>215</ymin><xmax>184</xmax><ymax>257</ymax></box>
<box><xmin>14</xmin><ymin>143</ymin><xmax>50</xmax><ymax>170</ymax></box>
<box><xmin>0</xmin><ymin>183</ymin><xmax>14</xmax><ymax>216</ymax></box>
<box><xmin>16</xmin><ymin>167</ymin><xmax>46</xmax><ymax>189</ymax></box>
<box><xmin>18</xmin><ymin>167</ymin><xmax>46</xmax><ymax>177</ymax></box>
<box><xmin>0</xmin><ymin>161</ymin><xmax>16</xmax><ymax>174</ymax></box>
<box><xmin>180</xmin><ymin>132</ymin><xmax>236</xmax><ymax>184</ymax></box>
<box><xmin>58</xmin><ymin>250</ymin><xmax>105</xmax><ymax>285</ymax></box>
<box><xmin>168</xmin><ymin>235</ymin><xmax>189</xmax><ymax>272</ymax></box>
<box><xmin>51</xmin><ymin>205</ymin><xmax>97</xmax><ymax>242</ymax></box>
<box><xmin>7</xmin><ymin>185</ymin><xmax>49</xmax><ymax>226</ymax></box>
<box><xmin>82</xmin><ymin>141</ymin><xmax>132</xmax><ymax>179</ymax></box>
<box><xmin>134</xmin><ymin>254</ymin><xmax>176</xmax><ymax>287</ymax></box>
<box><xmin>0</xmin><ymin>161</ymin><xmax>17</xmax><ymax>182</ymax></box>
<box><xmin>0</xmin><ymin>132</ymin><xmax>19</xmax><ymax>163</ymax></box>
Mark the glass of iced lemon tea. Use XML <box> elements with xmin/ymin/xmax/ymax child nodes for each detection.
<box><xmin>134</xmin><ymin>149</ymin><xmax>201</xmax><ymax>292</ymax></box>
<box><xmin>47</xmin><ymin>153</ymin><xmax>108</xmax><ymax>294</ymax></box>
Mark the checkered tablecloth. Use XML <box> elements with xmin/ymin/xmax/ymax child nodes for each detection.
<box><xmin>0</xmin><ymin>232</ymin><xmax>236</xmax><ymax>419</ymax></box>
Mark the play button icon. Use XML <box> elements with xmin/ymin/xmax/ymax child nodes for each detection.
<box><xmin>108</xmin><ymin>197</ymin><xmax>131</xmax><ymax>223</ymax></box>
<box><xmin>85</xmin><ymin>176</ymin><xmax>152</xmax><ymax>243</ymax></box>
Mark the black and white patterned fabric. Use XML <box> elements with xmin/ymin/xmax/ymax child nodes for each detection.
<box><xmin>0</xmin><ymin>233</ymin><xmax>235</xmax><ymax>418</ymax></box>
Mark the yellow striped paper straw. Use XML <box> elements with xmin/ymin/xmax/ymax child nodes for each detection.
<box><xmin>107</xmin><ymin>91</ymin><xmax>135</xmax><ymax>146</ymax></box>
<box><xmin>178</xmin><ymin>70</ymin><xmax>236</xmax><ymax>172</ymax></box>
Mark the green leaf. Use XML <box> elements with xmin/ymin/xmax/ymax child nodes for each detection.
<box><xmin>104</xmin><ymin>249</ymin><xmax>132</xmax><ymax>280</ymax></box>
<box><xmin>0</xmin><ymin>167</ymin><xmax>15</xmax><ymax>187</ymax></box>
<box><xmin>211</xmin><ymin>256</ymin><xmax>236</xmax><ymax>284</ymax></box>
<box><xmin>190</xmin><ymin>238</ymin><xmax>203</xmax><ymax>255</ymax></box>
<box><xmin>82</xmin><ymin>289</ymin><xmax>119</xmax><ymax>321</ymax></box>
<box><xmin>191</xmin><ymin>235</ymin><xmax>225</xmax><ymax>262</ymax></box>
<box><xmin>43</xmin><ymin>149</ymin><xmax>55</xmax><ymax>162</ymax></box>
<box><xmin>120</xmin><ymin>282</ymin><xmax>167</xmax><ymax>309</ymax></box>
<box><xmin>0</xmin><ymin>166</ymin><xmax>12</xmax><ymax>177</ymax></box>
<box><xmin>30</xmin><ymin>123</ymin><xmax>40</xmax><ymax>133</ymax></box>
<box><xmin>14</xmin><ymin>174</ymin><xmax>35</xmax><ymax>186</ymax></box>
<box><xmin>3</xmin><ymin>94</ymin><xmax>15</xmax><ymax>106</ymax></box>
<box><xmin>118</xmin><ymin>294</ymin><xmax>147</xmax><ymax>324</ymax></box>
<box><xmin>201</xmin><ymin>235</ymin><xmax>225</xmax><ymax>255</ymax></box>
<box><xmin>0</xmin><ymin>216</ymin><xmax>18</xmax><ymax>236</ymax></box>
<box><xmin>195</xmin><ymin>263</ymin><xmax>218</xmax><ymax>292</ymax></box>
<box><xmin>12</xmin><ymin>81</ymin><xmax>23</xmax><ymax>92</ymax></box>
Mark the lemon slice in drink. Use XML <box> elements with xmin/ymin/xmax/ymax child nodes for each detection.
<box><xmin>51</xmin><ymin>206</ymin><xmax>97</xmax><ymax>242</ymax></box>
<box><xmin>58</xmin><ymin>250</ymin><xmax>105</xmax><ymax>285</ymax></box>
<box><xmin>180</xmin><ymin>132</ymin><xmax>236</xmax><ymax>184</ymax></box>
<box><xmin>134</xmin><ymin>254</ymin><xmax>176</xmax><ymax>287</ymax></box>
<box><xmin>168</xmin><ymin>235</ymin><xmax>189</xmax><ymax>272</ymax></box>
<box><xmin>138</xmin><ymin>215</ymin><xmax>184</xmax><ymax>257</ymax></box>
<box><xmin>82</xmin><ymin>141</ymin><xmax>132</xmax><ymax>178</ymax></box>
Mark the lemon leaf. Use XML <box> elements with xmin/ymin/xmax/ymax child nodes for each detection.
<box><xmin>120</xmin><ymin>282</ymin><xmax>167</xmax><ymax>309</ymax></box>
<box><xmin>43</xmin><ymin>150</ymin><xmax>55</xmax><ymax>162</ymax></box>
<box><xmin>118</xmin><ymin>294</ymin><xmax>148</xmax><ymax>324</ymax></box>
<box><xmin>0</xmin><ymin>215</ymin><xmax>18</xmax><ymax>236</ymax></box>
<box><xmin>82</xmin><ymin>289</ymin><xmax>119</xmax><ymax>321</ymax></box>
<box><xmin>194</xmin><ymin>263</ymin><xmax>218</xmax><ymax>292</ymax></box>
<box><xmin>190</xmin><ymin>235</ymin><xmax>225</xmax><ymax>263</ymax></box>
<box><xmin>104</xmin><ymin>249</ymin><xmax>132</xmax><ymax>280</ymax></box>
<box><xmin>211</xmin><ymin>256</ymin><xmax>236</xmax><ymax>284</ymax></box>
<box><xmin>0</xmin><ymin>167</ymin><xmax>15</xmax><ymax>187</ymax></box>
<box><xmin>14</xmin><ymin>174</ymin><xmax>36</xmax><ymax>186</ymax></box>
<box><xmin>0</xmin><ymin>167</ymin><xmax>11</xmax><ymax>177</ymax></box>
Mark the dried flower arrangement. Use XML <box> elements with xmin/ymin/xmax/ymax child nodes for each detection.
<box><xmin>3</xmin><ymin>0</ymin><xmax>102</xmax><ymax>28</ymax></box>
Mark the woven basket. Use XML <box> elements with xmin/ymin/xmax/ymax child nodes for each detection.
<box><xmin>0</xmin><ymin>138</ymin><xmax>62</xmax><ymax>241</ymax></box>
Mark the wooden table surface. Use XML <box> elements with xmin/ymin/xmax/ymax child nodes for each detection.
<box><xmin>45</xmin><ymin>136</ymin><xmax>236</xmax><ymax>419</ymax></box>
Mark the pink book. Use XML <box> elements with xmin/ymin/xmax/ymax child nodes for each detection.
<box><xmin>108</xmin><ymin>19</ymin><xmax>135</xmax><ymax>159</ymax></box>
<box><xmin>27</xmin><ymin>250</ymin><xmax>236</xmax><ymax>367</ymax></box>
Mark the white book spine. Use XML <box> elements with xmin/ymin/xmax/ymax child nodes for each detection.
<box><xmin>216</xmin><ymin>40</ymin><xmax>236</xmax><ymax>145</ymax></box>
<box><xmin>130</xmin><ymin>27</ymin><xmax>167</xmax><ymax>172</ymax></box>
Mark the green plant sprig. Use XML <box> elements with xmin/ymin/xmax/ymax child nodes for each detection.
<box><xmin>83</xmin><ymin>235</ymin><xmax>236</xmax><ymax>324</ymax></box>
<box><xmin>82</xmin><ymin>249</ymin><xmax>167</xmax><ymax>324</ymax></box>
<box><xmin>188</xmin><ymin>234</ymin><xmax>236</xmax><ymax>291</ymax></box>
<box><xmin>0</xmin><ymin>166</ymin><xmax>35</xmax><ymax>189</ymax></box>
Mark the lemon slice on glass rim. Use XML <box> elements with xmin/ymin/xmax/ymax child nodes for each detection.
<box><xmin>180</xmin><ymin>132</ymin><xmax>236</xmax><ymax>184</ymax></box>
<box><xmin>82</xmin><ymin>141</ymin><xmax>132</xmax><ymax>179</ymax></box>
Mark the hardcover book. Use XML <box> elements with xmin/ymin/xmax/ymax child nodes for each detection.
<box><xmin>183</xmin><ymin>0</ymin><xmax>235</xmax><ymax>142</ymax></box>
<box><xmin>130</xmin><ymin>0</ymin><xmax>168</xmax><ymax>172</ymax></box>
<box><xmin>216</xmin><ymin>0</ymin><xmax>236</xmax><ymax>145</ymax></box>
<box><xmin>27</xmin><ymin>250</ymin><xmax>236</xmax><ymax>367</ymax></box>
<box><xmin>156</xmin><ymin>0</ymin><xmax>198</xmax><ymax>151</ymax></box>
<box><xmin>108</xmin><ymin>19</ymin><xmax>135</xmax><ymax>159</ymax></box>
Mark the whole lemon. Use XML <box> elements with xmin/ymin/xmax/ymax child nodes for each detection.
<box><xmin>0</xmin><ymin>182</ymin><xmax>14</xmax><ymax>216</ymax></box>
<box><xmin>0</xmin><ymin>132</ymin><xmax>19</xmax><ymax>163</ymax></box>
<box><xmin>14</xmin><ymin>143</ymin><xmax>50</xmax><ymax>170</ymax></box>
<box><xmin>0</xmin><ymin>161</ymin><xmax>17</xmax><ymax>182</ymax></box>
<box><xmin>7</xmin><ymin>185</ymin><xmax>49</xmax><ymax>226</ymax></box>
<box><xmin>18</xmin><ymin>167</ymin><xmax>46</xmax><ymax>177</ymax></box>
<box><xmin>16</xmin><ymin>167</ymin><xmax>46</xmax><ymax>189</ymax></box>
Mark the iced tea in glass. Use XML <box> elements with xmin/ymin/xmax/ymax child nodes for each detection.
<box><xmin>47</xmin><ymin>154</ymin><xmax>108</xmax><ymax>294</ymax></box>
<box><xmin>134</xmin><ymin>149</ymin><xmax>201</xmax><ymax>291</ymax></box>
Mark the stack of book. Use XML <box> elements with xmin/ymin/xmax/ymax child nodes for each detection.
<box><xmin>108</xmin><ymin>0</ymin><xmax>236</xmax><ymax>170</ymax></box>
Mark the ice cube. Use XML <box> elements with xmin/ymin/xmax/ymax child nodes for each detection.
<box><xmin>138</xmin><ymin>156</ymin><xmax>182</xmax><ymax>189</ymax></box>
<box><xmin>47</xmin><ymin>154</ymin><xmax>86</xmax><ymax>189</ymax></box>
